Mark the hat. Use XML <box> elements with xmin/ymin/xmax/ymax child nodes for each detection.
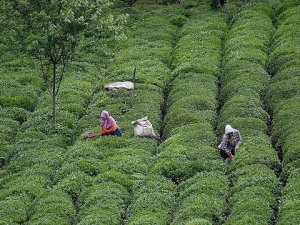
<box><xmin>101</xmin><ymin>110</ymin><xmax>109</xmax><ymax>118</ymax></box>
<box><xmin>225</xmin><ymin>124</ymin><xmax>235</xmax><ymax>134</ymax></box>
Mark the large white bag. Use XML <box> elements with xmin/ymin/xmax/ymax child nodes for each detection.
<box><xmin>131</xmin><ymin>117</ymin><xmax>156</xmax><ymax>138</ymax></box>
<box><xmin>104</xmin><ymin>81</ymin><xmax>134</xmax><ymax>91</ymax></box>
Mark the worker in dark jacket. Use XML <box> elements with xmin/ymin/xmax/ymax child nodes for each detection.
<box><xmin>100</xmin><ymin>110</ymin><xmax>122</xmax><ymax>137</ymax></box>
<box><xmin>218</xmin><ymin>124</ymin><xmax>242</xmax><ymax>162</ymax></box>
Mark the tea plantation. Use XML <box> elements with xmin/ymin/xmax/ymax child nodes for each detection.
<box><xmin>0</xmin><ymin>0</ymin><xmax>300</xmax><ymax>224</ymax></box>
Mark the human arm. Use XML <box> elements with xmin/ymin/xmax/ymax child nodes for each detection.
<box><xmin>234</xmin><ymin>130</ymin><xmax>242</xmax><ymax>150</ymax></box>
<box><xmin>100</xmin><ymin>123</ymin><xmax>118</xmax><ymax>136</ymax></box>
<box><xmin>218</xmin><ymin>135</ymin><xmax>227</xmax><ymax>150</ymax></box>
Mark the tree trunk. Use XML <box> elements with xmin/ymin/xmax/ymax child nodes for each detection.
<box><xmin>132</xmin><ymin>67</ymin><xmax>136</xmax><ymax>83</ymax></box>
<box><xmin>52</xmin><ymin>63</ymin><xmax>56</xmax><ymax>123</ymax></box>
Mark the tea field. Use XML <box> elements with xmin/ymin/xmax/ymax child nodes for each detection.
<box><xmin>0</xmin><ymin>0</ymin><xmax>300</xmax><ymax>224</ymax></box>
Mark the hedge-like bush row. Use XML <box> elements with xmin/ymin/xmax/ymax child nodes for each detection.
<box><xmin>277</xmin><ymin>168</ymin><xmax>300</xmax><ymax>225</ymax></box>
<box><xmin>0</xmin><ymin>195</ymin><xmax>29</xmax><ymax>224</ymax></box>
<box><xmin>27</xmin><ymin>189</ymin><xmax>75</xmax><ymax>225</ymax></box>
<box><xmin>266</xmin><ymin>3</ymin><xmax>300</xmax><ymax>224</ymax></box>
<box><xmin>0</xmin><ymin>39</ymin><xmax>44</xmax><ymax>217</ymax></box>
<box><xmin>0</xmin><ymin>70</ymin><xmax>44</xmax><ymax>164</ymax></box>
<box><xmin>126</xmin><ymin>175</ymin><xmax>176</xmax><ymax>225</ymax></box>
<box><xmin>0</xmin><ymin>71</ymin><xmax>43</xmax><ymax>111</ymax></box>
<box><xmin>50</xmin><ymin>4</ymin><xmax>183</xmax><ymax>224</ymax></box>
<box><xmin>219</xmin><ymin>1</ymin><xmax>274</xmax><ymax>147</ymax></box>
<box><xmin>117</xmin><ymin>5</ymin><xmax>190</xmax><ymax>224</ymax></box>
<box><xmin>151</xmin><ymin>6</ymin><xmax>228</xmax><ymax>224</ymax></box>
<box><xmin>219</xmin><ymin>3</ymin><xmax>279</xmax><ymax>225</ymax></box>
<box><xmin>0</xmin><ymin>37</ymin><xmax>112</xmax><ymax>223</ymax></box>
<box><xmin>106</xmin><ymin>5</ymin><xmax>185</xmax><ymax>88</ymax></box>
<box><xmin>171</xmin><ymin>172</ymin><xmax>228</xmax><ymax>225</ymax></box>
<box><xmin>75</xmin><ymin>182</ymin><xmax>130</xmax><ymax>225</ymax></box>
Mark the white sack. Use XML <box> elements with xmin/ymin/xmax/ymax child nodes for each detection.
<box><xmin>104</xmin><ymin>81</ymin><xmax>134</xmax><ymax>91</ymax></box>
<box><xmin>131</xmin><ymin>117</ymin><xmax>156</xmax><ymax>138</ymax></box>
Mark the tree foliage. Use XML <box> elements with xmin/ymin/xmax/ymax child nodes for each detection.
<box><xmin>4</xmin><ymin>0</ymin><xmax>126</xmax><ymax>122</ymax></box>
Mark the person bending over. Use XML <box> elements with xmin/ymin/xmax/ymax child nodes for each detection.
<box><xmin>100</xmin><ymin>110</ymin><xmax>122</xmax><ymax>137</ymax></box>
<box><xmin>218</xmin><ymin>124</ymin><xmax>242</xmax><ymax>162</ymax></box>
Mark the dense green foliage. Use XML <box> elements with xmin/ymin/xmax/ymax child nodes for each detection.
<box><xmin>266</xmin><ymin>2</ymin><xmax>300</xmax><ymax>224</ymax></box>
<box><xmin>3</xmin><ymin>0</ymin><xmax>127</xmax><ymax>122</ymax></box>
<box><xmin>1</xmin><ymin>0</ymin><xmax>300</xmax><ymax>224</ymax></box>
<box><xmin>219</xmin><ymin>2</ymin><xmax>280</xmax><ymax>224</ymax></box>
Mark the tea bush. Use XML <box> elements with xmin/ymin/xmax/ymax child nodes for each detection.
<box><xmin>28</xmin><ymin>217</ymin><xmax>71</xmax><ymax>225</ymax></box>
<box><xmin>274</xmin><ymin>0</ymin><xmax>300</xmax><ymax>17</ymax></box>
<box><xmin>162</xmin><ymin>123</ymin><xmax>217</xmax><ymax>148</ymax></box>
<box><xmin>185</xmin><ymin>219</ymin><xmax>212</xmax><ymax>225</ymax></box>
<box><xmin>169</xmin><ymin>94</ymin><xmax>217</xmax><ymax>112</ymax></box>
<box><xmin>221</xmin><ymin>60</ymin><xmax>270</xmax><ymax>86</ymax></box>
<box><xmin>0</xmin><ymin>21</ymin><xmax>113</xmax><ymax>224</ymax></box>
<box><xmin>152</xmin><ymin>5</ymin><xmax>228</xmax><ymax>224</ymax></box>
<box><xmin>0</xmin><ymin>71</ymin><xmax>43</xmax><ymax>111</ymax></box>
<box><xmin>265</xmin><ymin>77</ymin><xmax>300</xmax><ymax>113</ymax></box>
<box><xmin>7</xmin><ymin>146</ymin><xmax>64</xmax><ymax>172</ymax></box>
<box><xmin>171</xmin><ymin>172</ymin><xmax>228</xmax><ymax>224</ymax></box>
<box><xmin>269</xmin><ymin>66</ymin><xmax>300</xmax><ymax>83</ymax></box>
<box><xmin>76</xmin><ymin>182</ymin><xmax>129</xmax><ymax>224</ymax></box>
<box><xmin>219</xmin><ymin>95</ymin><xmax>270</xmax><ymax>124</ymax></box>
<box><xmin>277</xmin><ymin>169</ymin><xmax>300</xmax><ymax>224</ymax></box>
<box><xmin>27</xmin><ymin>189</ymin><xmax>75</xmax><ymax>224</ymax></box>
<box><xmin>225</xmin><ymin>198</ymin><xmax>273</xmax><ymax>225</ymax></box>
<box><xmin>0</xmin><ymin>107</ymin><xmax>29</xmax><ymax>123</ymax></box>
<box><xmin>163</xmin><ymin>109</ymin><xmax>216</xmax><ymax>139</ymax></box>
<box><xmin>220</xmin><ymin>3</ymin><xmax>279</xmax><ymax>225</ymax></box>
<box><xmin>62</xmin><ymin>4</ymin><xmax>181</xmax><ymax>224</ymax></box>
<box><xmin>0</xmin><ymin>195</ymin><xmax>29</xmax><ymax>224</ymax></box>
<box><xmin>219</xmin><ymin>77</ymin><xmax>265</xmax><ymax>104</ymax></box>
<box><xmin>281</xmin><ymin>131</ymin><xmax>300</xmax><ymax>166</ymax></box>
<box><xmin>230</xmin><ymin>165</ymin><xmax>278</xmax><ymax>195</ymax></box>
<box><xmin>127</xmin><ymin>175</ymin><xmax>176</xmax><ymax>225</ymax></box>
<box><xmin>105</xmin><ymin>147</ymin><xmax>153</xmax><ymax>175</ymax></box>
<box><xmin>229</xmin><ymin>186</ymin><xmax>276</xmax><ymax>209</ymax></box>
<box><xmin>95</xmin><ymin>171</ymin><xmax>135</xmax><ymax>191</ymax></box>
<box><xmin>229</xmin><ymin>140</ymin><xmax>278</xmax><ymax>171</ymax></box>
<box><xmin>0</xmin><ymin>173</ymin><xmax>48</xmax><ymax>203</ymax></box>
<box><xmin>267</xmin><ymin>5</ymin><xmax>300</xmax><ymax>224</ymax></box>
<box><xmin>178</xmin><ymin>171</ymin><xmax>228</xmax><ymax>200</ymax></box>
<box><xmin>0</xmin><ymin>70</ymin><xmax>44</xmax><ymax>163</ymax></box>
<box><xmin>277</xmin><ymin>8</ymin><xmax>300</xmax><ymax>27</ymax></box>
<box><xmin>54</xmin><ymin>171</ymin><xmax>95</xmax><ymax>200</ymax></box>
<box><xmin>172</xmin><ymin>194</ymin><xmax>225</xmax><ymax>225</ymax></box>
<box><xmin>170</xmin><ymin>72</ymin><xmax>217</xmax><ymax>94</ymax></box>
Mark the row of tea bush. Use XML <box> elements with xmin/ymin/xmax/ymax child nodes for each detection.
<box><xmin>267</xmin><ymin>1</ymin><xmax>300</xmax><ymax>224</ymax></box>
<box><xmin>219</xmin><ymin>2</ymin><xmax>280</xmax><ymax>225</ymax></box>
<box><xmin>152</xmin><ymin>4</ymin><xmax>228</xmax><ymax>225</ymax></box>
<box><xmin>0</xmin><ymin>35</ymin><xmax>112</xmax><ymax>224</ymax></box>
<box><xmin>50</xmin><ymin>3</ymin><xmax>184</xmax><ymax>224</ymax></box>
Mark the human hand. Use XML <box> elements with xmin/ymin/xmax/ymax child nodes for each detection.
<box><xmin>100</xmin><ymin>130</ymin><xmax>107</xmax><ymax>136</ymax></box>
<box><xmin>225</xmin><ymin>155</ymin><xmax>234</xmax><ymax>162</ymax></box>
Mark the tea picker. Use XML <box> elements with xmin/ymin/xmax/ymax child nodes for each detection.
<box><xmin>218</xmin><ymin>124</ymin><xmax>242</xmax><ymax>162</ymax></box>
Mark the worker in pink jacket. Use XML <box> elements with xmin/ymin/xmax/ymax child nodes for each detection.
<box><xmin>99</xmin><ymin>110</ymin><xmax>122</xmax><ymax>137</ymax></box>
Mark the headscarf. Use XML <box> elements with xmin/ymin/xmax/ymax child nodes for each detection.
<box><xmin>100</xmin><ymin>110</ymin><xmax>116</xmax><ymax>129</ymax></box>
<box><xmin>225</xmin><ymin>124</ymin><xmax>235</xmax><ymax>134</ymax></box>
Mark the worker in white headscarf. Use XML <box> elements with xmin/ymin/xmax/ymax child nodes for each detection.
<box><xmin>218</xmin><ymin>124</ymin><xmax>242</xmax><ymax>162</ymax></box>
